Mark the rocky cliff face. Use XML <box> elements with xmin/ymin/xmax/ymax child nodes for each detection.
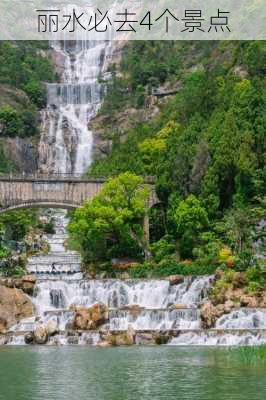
<box><xmin>0</xmin><ymin>284</ymin><xmax>35</xmax><ymax>333</ymax></box>
<box><xmin>0</xmin><ymin>137</ymin><xmax>38</xmax><ymax>173</ymax></box>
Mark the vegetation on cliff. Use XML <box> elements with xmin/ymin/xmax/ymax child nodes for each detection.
<box><xmin>0</xmin><ymin>210</ymin><xmax>54</xmax><ymax>276</ymax></box>
<box><xmin>0</xmin><ymin>41</ymin><xmax>56</xmax><ymax>140</ymax></box>
<box><xmin>0</xmin><ymin>41</ymin><xmax>57</xmax><ymax>274</ymax></box>
<box><xmin>86</xmin><ymin>41</ymin><xmax>265</xmax><ymax>278</ymax></box>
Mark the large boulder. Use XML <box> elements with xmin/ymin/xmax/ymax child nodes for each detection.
<box><xmin>135</xmin><ymin>332</ymin><xmax>155</xmax><ymax>345</ymax></box>
<box><xmin>107</xmin><ymin>327</ymin><xmax>135</xmax><ymax>346</ymax></box>
<box><xmin>20</xmin><ymin>275</ymin><xmax>37</xmax><ymax>295</ymax></box>
<box><xmin>24</xmin><ymin>332</ymin><xmax>34</xmax><ymax>344</ymax></box>
<box><xmin>168</xmin><ymin>275</ymin><xmax>184</xmax><ymax>286</ymax></box>
<box><xmin>33</xmin><ymin>324</ymin><xmax>48</xmax><ymax>344</ymax></box>
<box><xmin>240</xmin><ymin>295</ymin><xmax>259</xmax><ymax>308</ymax></box>
<box><xmin>72</xmin><ymin>303</ymin><xmax>109</xmax><ymax>330</ymax></box>
<box><xmin>0</xmin><ymin>335</ymin><xmax>8</xmax><ymax>345</ymax></box>
<box><xmin>201</xmin><ymin>300</ymin><xmax>237</xmax><ymax>328</ymax></box>
<box><xmin>46</xmin><ymin>319</ymin><xmax>59</xmax><ymax>336</ymax></box>
<box><xmin>0</xmin><ymin>275</ymin><xmax>36</xmax><ymax>296</ymax></box>
<box><xmin>120</xmin><ymin>304</ymin><xmax>144</xmax><ymax>317</ymax></box>
<box><xmin>0</xmin><ymin>285</ymin><xmax>35</xmax><ymax>333</ymax></box>
<box><xmin>200</xmin><ymin>302</ymin><xmax>219</xmax><ymax>329</ymax></box>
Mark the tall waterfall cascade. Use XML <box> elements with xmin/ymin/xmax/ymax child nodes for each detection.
<box><xmin>38</xmin><ymin>40</ymin><xmax>112</xmax><ymax>174</ymax></box>
<box><xmin>2</xmin><ymin>40</ymin><xmax>266</xmax><ymax>346</ymax></box>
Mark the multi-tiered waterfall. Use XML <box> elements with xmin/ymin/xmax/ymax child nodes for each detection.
<box><xmin>3</xmin><ymin>40</ymin><xmax>266</xmax><ymax>346</ymax></box>
<box><xmin>38</xmin><ymin>40</ymin><xmax>111</xmax><ymax>174</ymax></box>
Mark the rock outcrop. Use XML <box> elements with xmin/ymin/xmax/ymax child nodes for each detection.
<box><xmin>0</xmin><ymin>285</ymin><xmax>35</xmax><ymax>333</ymax></box>
<box><xmin>168</xmin><ymin>275</ymin><xmax>185</xmax><ymax>285</ymax></box>
<box><xmin>0</xmin><ymin>137</ymin><xmax>38</xmax><ymax>173</ymax></box>
<box><xmin>0</xmin><ymin>275</ymin><xmax>36</xmax><ymax>296</ymax></box>
<box><xmin>71</xmin><ymin>303</ymin><xmax>109</xmax><ymax>330</ymax></box>
<box><xmin>33</xmin><ymin>324</ymin><xmax>48</xmax><ymax>345</ymax></box>
<box><xmin>105</xmin><ymin>326</ymin><xmax>135</xmax><ymax>346</ymax></box>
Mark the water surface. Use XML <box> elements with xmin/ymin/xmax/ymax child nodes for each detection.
<box><xmin>0</xmin><ymin>346</ymin><xmax>265</xmax><ymax>400</ymax></box>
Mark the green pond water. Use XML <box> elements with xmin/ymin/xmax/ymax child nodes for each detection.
<box><xmin>0</xmin><ymin>346</ymin><xmax>265</xmax><ymax>400</ymax></box>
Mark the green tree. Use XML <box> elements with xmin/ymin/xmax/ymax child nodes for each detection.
<box><xmin>172</xmin><ymin>195</ymin><xmax>209</xmax><ymax>259</ymax></box>
<box><xmin>0</xmin><ymin>210</ymin><xmax>38</xmax><ymax>241</ymax></box>
<box><xmin>69</xmin><ymin>173</ymin><xmax>150</xmax><ymax>263</ymax></box>
<box><xmin>0</xmin><ymin>106</ymin><xmax>23</xmax><ymax>137</ymax></box>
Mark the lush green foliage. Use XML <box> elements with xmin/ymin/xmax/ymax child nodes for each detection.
<box><xmin>69</xmin><ymin>173</ymin><xmax>150</xmax><ymax>263</ymax></box>
<box><xmin>0</xmin><ymin>143</ymin><xmax>14</xmax><ymax>173</ymax></box>
<box><xmin>0</xmin><ymin>41</ymin><xmax>56</xmax><ymax>106</ymax></box>
<box><xmin>0</xmin><ymin>210</ymin><xmax>38</xmax><ymax>277</ymax></box>
<box><xmin>0</xmin><ymin>210</ymin><xmax>38</xmax><ymax>242</ymax></box>
<box><xmin>0</xmin><ymin>40</ymin><xmax>264</xmax><ymax>280</ymax></box>
<box><xmin>0</xmin><ymin>41</ymin><xmax>56</xmax><ymax>139</ymax></box>
<box><xmin>88</xmin><ymin>41</ymin><xmax>266</xmax><ymax>275</ymax></box>
<box><xmin>128</xmin><ymin>261</ymin><xmax>217</xmax><ymax>279</ymax></box>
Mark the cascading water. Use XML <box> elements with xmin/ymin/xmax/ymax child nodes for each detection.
<box><xmin>38</xmin><ymin>40</ymin><xmax>111</xmax><ymax>174</ymax></box>
<box><xmin>3</xmin><ymin>40</ymin><xmax>266</xmax><ymax>346</ymax></box>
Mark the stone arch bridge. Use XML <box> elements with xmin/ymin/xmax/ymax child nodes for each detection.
<box><xmin>0</xmin><ymin>175</ymin><xmax>158</xmax><ymax>215</ymax></box>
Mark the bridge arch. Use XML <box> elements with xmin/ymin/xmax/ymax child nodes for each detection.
<box><xmin>0</xmin><ymin>201</ymin><xmax>79</xmax><ymax>215</ymax></box>
<box><xmin>0</xmin><ymin>175</ymin><xmax>158</xmax><ymax>213</ymax></box>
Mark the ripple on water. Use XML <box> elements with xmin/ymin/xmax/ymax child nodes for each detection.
<box><xmin>0</xmin><ymin>346</ymin><xmax>265</xmax><ymax>400</ymax></box>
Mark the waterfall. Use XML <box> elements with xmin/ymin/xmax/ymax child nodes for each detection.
<box><xmin>2</xmin><ymin>39</ymin><xmax>266</xmax><ymax>347</ymax></box>
<box><xmin>38</xmin><ymin>40</ymin><xmax>111</xmax><ymax>174</ymax></box>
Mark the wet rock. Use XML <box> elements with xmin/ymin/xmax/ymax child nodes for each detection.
<box><xmin>240</xmin><ymin>295</ymin><xmax>259</xmax><ymax>308</ymax></box>
<box><xmin>168</xmin><ymin>275</ymin><xmax>184</xmax><ymax>285</ymax></box>
<box><xmin>120</xmin><ymin>304</ymin><xmax>144</xmax><ymax>317</ymax></box>
<box><xmin>46</xmin><ymin>320</ymin><xmax>59</xmax><ymax>336</ymax></box>
<box><xmin>22</xmin><ymin>275</ymin><xmax>37</xmax><ymax>292</ymax></box>
<box><xmin>0</xmin><ymin>318</ymin><xmax>7</xmax><ymax>334</ymax></box>
<box><xmin>0</xmin><ymin>335</ymin><xmax>8</xmax><ymax>345</ymax></box>
<box><xmin>200</xmin><ymin>301</ymin><xmax>218</xmax><ymax>329</ymax></box>
<box><xmin>72</xmin><ymin>303</ymin><xmax>109</xmax><ymax>330</ymax></box>
<box><xmin>0</xmin><ymin>275</ymin><xmax>36</xmax><ymax>296</ymax></box>
<box><xmin>34</xmin><ymin>324</ymin><xmax>48</xmax><ymax>345</ymax></box>
<box><xmin>259</xmin><ymin>293</ymin><xmax>266</xmax><ymax>307</ymax></box>
<box><xmin>107</xmin><ymin>327</ymin><xmax>135</xmax><ymax>346</ymax></box>
<box><xmin>19</xmin><ymin>275</ymin><xmax>37</xmax><ymax>295</ymax></box>
<box><xmin>73</xmin><ymin>307</ymin><xmax>90</xmax><ymax>330</ymax></box>
<box><xmin>24</xmin><ymin>332</ymin><xmax>34</xmax><ymax>344</ymax></box>
<box><xmin>153</xmin><ymin>332</ymin><xmax>170</xmax><ymax>345</ymax></box>
<box><xmin>168</xmin><ymin>303</ymin><xmax>187</xmax><ymax>310</ymax></box>
<box><xmin>0</xmin><ymin>285</ymin><xmax>35</xmax><ymax>333</ymax></box>
<box><xmin>224</xmin><ymin>300</ymin><xmax>235</xmax><ymax>314</ymax></box>
<box><xmin>97</xmin><ymin>340</ymin><xmax>111</xmax><ymax>348</ymax></box>
<box><xmin>91</xmin><ymin>303</ymin><xmax>109</xmax><ymax>324</ymax></box>
<box><xmin>135</xmin><ymin>333</ymin><xmax>154</xmax><ymax>345</ymax></box>
<box><xmin>67</xmin><ymin>336</ymin><xmax>79</xmax><ymax>345</ymax></box>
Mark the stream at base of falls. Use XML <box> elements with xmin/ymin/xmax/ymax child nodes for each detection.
<box><xmin>0</xmin><ymin>346</ymin><xmax>265</xmax><ymax>400</ymax></box>
<box><xmin>1</xmin><ymin>210</ymin><xmax>266</xmax><ymax>347</ymax></box>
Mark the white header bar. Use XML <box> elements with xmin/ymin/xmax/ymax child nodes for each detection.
<box><xmin>0</xmin><ymin>0</ymin><xmax>264</xmax><ymax>40</ymax></box>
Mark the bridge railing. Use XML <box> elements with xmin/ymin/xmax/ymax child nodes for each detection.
<box><xmin>0</xmin><ymin>173</ymin><xmax>155</xmax><ymax>184</ymax></box>
<box><xmin>0</xmin><ymin>173</ymin><xmax>106</xmax><ymax>182</ymax></box>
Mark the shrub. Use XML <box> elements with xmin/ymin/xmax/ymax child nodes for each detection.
<box><xmin>150</xmin><ymin>237</ymin><xmax>175</xmax><ymax>263</ymax></box>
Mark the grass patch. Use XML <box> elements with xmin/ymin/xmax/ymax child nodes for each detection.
<box><xmin>228</xmin><ymin>346</ymin><xmax>266</xmax><ymax>366</ymax></box>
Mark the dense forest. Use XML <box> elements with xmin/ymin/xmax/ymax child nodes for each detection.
<box><xmin>69</xmin><ymin>41</ymin><xmax>266</xmax><ymax>280</ymax></box>
<box><xmin>0</xmin><ymin>41</ymin><xmax>56</xmax><ymax>273</ymax></box>
<box><xmin>0</xmin><ymin>41</ymin><xmax>56</xmax><ymax>173</ymax></box>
